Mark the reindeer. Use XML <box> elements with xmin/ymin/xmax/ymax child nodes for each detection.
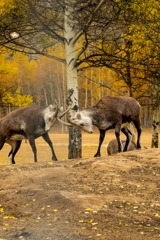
<box><xmin>58</xmin><ymin>96</ymin><xmax>142</xmax><ymax>157</ymax></box>
<box><xmin>107</xmin><ymin>128</ymin><xmax>137</xmax><ymax>155</ymax></box>
<box><xmin>0</xmin><ymin>104</ymin><xmax>58</xmax><ymax>164</ymax></box>
<box><xmin>107</xmin><ymin>138</ymin><xmax>137</xmax><ymax>155</ymax></box>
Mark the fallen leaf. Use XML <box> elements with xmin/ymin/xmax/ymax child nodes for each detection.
<box><xmin>96</xmin><ymin>233</ymin><xmax>101</xmax><ymax>237</ymax></box>
<box><xmin>4</xmin><ymin>216</ymin><xmax>16</xmax><ymax>219</ymax></box>
<box><xmin>92</xmin><ymin>222</ymin><xmax>98</xmax><ymax>225</ymax></box>
<box><xmin>0</xmin><ymin>208</ymin><xmax>4</xmax><ymax>212</ymax></box>
<box><xmin>53</xmin><ymin>209</ymin><xmax>58</xmax><ymax>213</ymax></box>
<box><xmin>79</xmin><ymin>220</ymin><xmax>84</xmax><ymax>223</ymax></box>
<box><xmin>85</xmin><ymin>208</ymin><xmax>93</xmax><ymax>211</ymax></box>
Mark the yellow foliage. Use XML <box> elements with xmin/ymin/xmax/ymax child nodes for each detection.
<box><xmin>2</xmin><ymin>87</ymin><xmax>33</xmax><ymax>106</ymax></box>
<box><xmin>0</xmin><ymin>0</ymin><xmax>14</xmax><ymax>14</ymax></box>
<box><xmin>0</xmin><ymin>52</ymin><xmax>33</xmax><ymax>106</ymax></box>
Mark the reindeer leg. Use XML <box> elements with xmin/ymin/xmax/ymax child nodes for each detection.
<box><xmin>28</xmin><ymin>137</ymin><xmax>37</xmax><ymax>162</ymax></box>
<box><xmin>8</xmin><ymin>140</ymin><xmax>22</xmax><ymax>164</ymax></box>
<box><xmin>0</xmin><ymin>138</ymin><xmax>5</xmax><ymax>150</ymax></box>
<box><xmin>115</xmin><ymin>124</ymin><xmax>123</xmax><ymax>152</ymax></box>
<box><xmin>121</xmin><ymin>127</ymin><xmax>132</xmax><ymax>152</ymax></box>
<box><xmin>42</xmin><ymin>132</ymin><xmax>57</xmax><ymax>161</ymax></box>
<box><xmin>133</xmin><ymin>119</ymin><xmax>141</xmax><ymax>149</ymax></box>
<box><xmin>94</xmin><ymin>129</ymin><xmax>106</xmax><ymax>157</ymax></box>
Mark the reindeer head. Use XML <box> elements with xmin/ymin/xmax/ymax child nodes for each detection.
<box><xmin>58</xmin><ymin>107</ymin><xmax>93</xmax><ymax>133</ymax></box>
<box><xmin>43</xmin><ymin>104</ymin><xmax>58</xmax><ymax>131</ymax></box>
<box><xmin>69</xmin><ymin>111</ymin><xmax>93</xmax><ymax>133</ymax></box>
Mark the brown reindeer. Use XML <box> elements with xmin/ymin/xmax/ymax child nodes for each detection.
<box><xmin>58</xmin><ymin>96</ymin><xmax>142</xmax><ymax>157</ymax></box>
<box><xmin>0</xmin><ymin>104</ymin><xmax>58</xmax><ymax>164</ymax></box>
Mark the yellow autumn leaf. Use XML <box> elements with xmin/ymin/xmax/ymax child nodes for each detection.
<box><xmin>4</xmin><ymin>216</ymin><xmax>16</xmax><ymax>219</ymax></box>
<box><xmin>53</xmin><ymin>209</ymin><xmax>58</xmax><ymax>213</ymax></box>
<box><xmin>89</xmin><ymin>219</ymin><xmax>94</xmax><ymax>223</ymax></box>
<box><xmin>85</xmin><ymin>208</ymin><xmax>92</xmax><ymax>211</ymax></box>
<box><xmin>0</xmin><ymin>208</ymin><xmax>4</xmax><ymax>212</ymax></box>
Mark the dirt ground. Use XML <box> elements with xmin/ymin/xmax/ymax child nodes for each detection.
<box><xmin>0</xmin><ymin>130</ymin><xmax>160</xmax><ymax>240</ymax></box>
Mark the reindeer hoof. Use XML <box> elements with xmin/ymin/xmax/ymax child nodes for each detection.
<box><xmin>94</xmin><ymin>153</ymin><xmax>101</xmax><ymax>158</ymax></box>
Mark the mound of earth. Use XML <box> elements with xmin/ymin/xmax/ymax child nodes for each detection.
<box><xmin>0</xmin><ymin>148</ymin><xmax>159</xmax><ymax>240</ymax></box>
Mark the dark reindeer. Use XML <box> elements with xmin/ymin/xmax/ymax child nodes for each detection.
<box><xmin>58</xmin><ymin>96</ymin><xmax>142</xmax><ymax>157</ymax></box>
<box><xmin>0</xmin><ymin>104</ymin><xmax>58</xmax><ymax>164</ymax></box>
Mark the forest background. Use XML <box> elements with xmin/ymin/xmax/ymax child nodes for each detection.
<box><xmin>0</xmin><ymin>0</ymin><xmax>159</xmax><ymax>153</ymax></box>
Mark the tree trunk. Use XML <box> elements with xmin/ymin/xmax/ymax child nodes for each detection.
<box><xmin>64</xmin><ymin>0</ymin><xmax>106</xmax><ymax>158</ymax></box>
<box><xmin>151</xmin><ymin>106</ymin><xmax>159</xmax><ymax>148</ymax></box>
<box><xmin>68</xmin><ymin>127</ymin><xmax>82</xmax><ymax>159</ymax></box>
<box><xmin>125</xmin><ymin>46</ymin><xmax>132</xmax><ymax>97</ymax></box>
<box><xmin>64</xmin><ymin>1</ymin><xmax>82</xmax><ymax>159</ymax></box>
<box><xmin>85</xmin><ymin>71</ymin><xmax>88</xmax><ymax>108</ymax></box>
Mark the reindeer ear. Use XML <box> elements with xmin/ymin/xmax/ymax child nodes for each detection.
<box><xmin>77</xmin><ymin>113</ymin><xmax>81</xmax><ymax>120</ymax></box>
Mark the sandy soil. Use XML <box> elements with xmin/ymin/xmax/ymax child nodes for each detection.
<box><xmin>0</xmin><ymin>147</ymin><xmax>159</xmax><ymax>240</ymax></box>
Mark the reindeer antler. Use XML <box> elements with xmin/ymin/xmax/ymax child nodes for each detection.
<box><xmin>57</xmin><ymin>106</ymin><xmax>73</xmax><ymax>127</ymax></box>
